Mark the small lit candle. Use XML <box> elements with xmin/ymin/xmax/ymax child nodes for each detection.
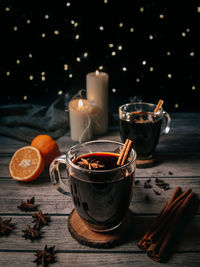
<box><xmin>69</xmin><ymin>99</ymin><xmax>94</xmax><ymax>142</ymax></box>
<box><xmin>86</xmin><ymin>71</ymin><xmax>109</xmax><ymax>135</ymax></box>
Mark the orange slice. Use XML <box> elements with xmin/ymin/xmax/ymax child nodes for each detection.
<box><xmin>9</xmin><ymin>146</ymin><xmax>44</xmax><ymax>182</ymax></box>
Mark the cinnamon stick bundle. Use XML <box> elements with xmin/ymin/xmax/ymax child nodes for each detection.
<box><xmin>138</xmin><ymin>187</ymin><xmax>196</xmax><ymax>262</ymax></box>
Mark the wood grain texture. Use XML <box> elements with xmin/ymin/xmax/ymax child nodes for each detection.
<box><xmin>0</xmin><ymin>252</ymin><xmax>200</xmax><ymax>267</ymax></box>
<box><xmin>67</xmin><ymin>209</ymin><xmax>133</xmax><ymax>248</ymax></box>
<box><xmin>0</xmin><ymin>113</ymin><xmax>200</xmax><ymax>266</ymax></box>
<box><xmin>1</xmin><ymin>133</ymin><xmax>200</xmax><ymax>154</ymax></box>
<box><xmin>0</xmin><ymin>215</ymin><xmax>199</xmax><ymax>252</ymax></box>
<box><xmin>0</xmin><ymin>178</ymin><xmax>199</xmax><ymax>214</ymax></box>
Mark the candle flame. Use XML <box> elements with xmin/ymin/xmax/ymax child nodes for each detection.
<box><xmin>95</xmin><ymin>70</ymin><xmax>99</xmax><ymax>76</ymax></box>
<box><xmin>78</xmin><ymin>99</ymin><xmax>83</xmax><ymax>109</ymax></box>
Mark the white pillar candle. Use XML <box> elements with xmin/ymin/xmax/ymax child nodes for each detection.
<box><xmin>86</xmin><ymin>71</ymin><xmax>109</xmax><ymax>135</ymax></box>
<box><xmin>69</xmin><ymin>98</ymin><xmax>94</xmax><ymax>142</ymax></box>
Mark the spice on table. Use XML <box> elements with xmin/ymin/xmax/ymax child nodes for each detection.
<box><xmin>138</xmin><ymin>186</ymin><xmax>182</xmax><ymax>252</ymax></box>
<box><xmin>0</xmin><ymin>217</ymin><xmax>14</xmax><ymax>236</ymax></box>
<box><xmin>155</xmin><ymin>177</ymin><xmax>170</xmax><ymax>191</ymax></box>
<box><xmin>33</xmin><ymin>245</ymin><xmax>56</xmax><ymax>266</ymax></box>
<box><xmin>22</xmin><ymin>224</ymin><xmax>42</xmax><ymax>240</ymax></box>
<box><xmin>137</xmin><ymin>187</ymin><xmax>196</xmax><ymax>262</ymax></box>
<box><xmin>32</xmin><ymin>210</ymin><xmax>50</xmax><ymax>229</ymax></box>
<box><xmin>153</xmin><ymin>189</ymin><xmax>161</xmax><ymax>195</ymax></box>
<box><xmin>18</xmin><ymin>196</ymin><xmax>38</xmax><ymax>212</ymax></box>
<box><xmin>144</xmin><ymin>178</ymin><xmax>152</xmax><ymax>189</ymax></box>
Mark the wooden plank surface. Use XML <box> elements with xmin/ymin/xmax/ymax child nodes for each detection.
<box><xmin>0</xmin><ymin>215</ymin><xmax>199</xmax><ymax>251</ymax></box>
<box><xmin>0</xmin><ymin>252</ymin><xmax>200</xmax><ymax>267</ymax></box>
<box><xmin>0</xmin><ymin>113</ymin><xmax>200</xmax><ymax>266</ymax></box>
<box><xmin>0</xmin><ymin>177</ymin><xmax>199</xmax><ymax>214</ymax></box>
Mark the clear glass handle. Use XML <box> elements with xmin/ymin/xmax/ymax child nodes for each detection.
<box><xmin>49</xmin><ymin>155</ymin><xmax>70</xmax><ymax>196</ymax></box>
<box><xmin>161</xmin><ymin>111</ymin><xmax>171</xmax><ymax>135</ymax></box>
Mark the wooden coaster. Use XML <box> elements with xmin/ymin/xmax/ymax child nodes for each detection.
<box><xmin>136</xmin><ymin>154</ymin><xmax>156</xmax><ymax>168</ymax></box>
<box><xmin>68</xmin><ymin>209</ymin><xmax>133</xmax><ymax>248</ymax></box>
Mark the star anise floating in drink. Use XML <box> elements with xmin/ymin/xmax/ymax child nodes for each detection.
<box><xmin>33</xmin><ymin>245</ymin><xmax>56</xmax><ymax>266</ymax></box>
<box><xmin>0</xmin><ymin>217</ymin><xmax>14</xmax><ymax>236</ymax></box>
<box><xmin>77</xmin><ymin>158</ymin><xmax>105</xmax><ymax>170</ymax></box>
<box><xmin>22</xmin><ymin>224</ymin><xmax>42</xmax><ymax>240</ymax></box>
<box><xmin>18</xmin><ymin>196</ymin><xmax>38</xmax><ymax>212</ymax></box>
<box><xmin>32</xmin><ymin>210</ymin><xmax>50</xmax><ymax>229</ymax></box>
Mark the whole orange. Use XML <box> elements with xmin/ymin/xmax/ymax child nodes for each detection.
<box><xmin>31</xmin><ymin>135</ymin><xmax>60</xmax><ymax>167</ymax></box>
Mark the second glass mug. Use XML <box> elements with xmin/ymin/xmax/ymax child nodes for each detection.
<box><xmin>49</xmin><ymin>140</ymin><xmax>137</xmax><ymax>232</ymax></box>
<box><xmin>119</xmin><ymin>102</ymin><xmax>171</xmax><ymax>160</ymax></box>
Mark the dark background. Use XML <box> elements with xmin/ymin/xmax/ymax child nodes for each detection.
<box><xmin>1</xmin><ymin>0</ymin><xmax>200</xmax><ymax>113</ymax></box>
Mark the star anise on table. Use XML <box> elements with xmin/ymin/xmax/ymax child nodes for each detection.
<box><xmin>18</xmin><ymin>197</ymin><xmax>38</xmax><ymax>212</ymax></box>
<box><xmin>144</xmin><ymin>178</ymin><xmax>152</xmax><ymax>189</ymax></box>
<box><xmin>153</xmin><ymin>189</ymin><xmax>161</xmax><ymax>195</ymax></box>
<box><xmin>32</xmin><ymin>210</ymin><xmax>50</xmax><ymax>229</ymax></box>
<box><xmin>22</xmin><ymin>224</ymin><xmax>42</xmax><ymax>240</ymax></box>
<box><xmin>77</xmin><ymin>158</ymin><xmax>105</xmax><ymax>170</ymax></box>
<box><xmin>0</xmin><ymin>217</ymin><xmax>14</xmax><ymax>236</ymax></box>
<box><xmin>33</xmin><ymin>245</ymin><xmax>56</xmax><ymax>266</ymax></box>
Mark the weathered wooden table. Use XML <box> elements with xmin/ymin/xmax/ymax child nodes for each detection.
<box><xmin>0</xmin><ymin>113</ymin><xmax>200</xmax><ymax>266</ymax></box>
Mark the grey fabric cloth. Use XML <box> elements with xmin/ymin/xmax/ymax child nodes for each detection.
<box><xmin>0</xmin><ymin>97</ymin><xmax>69</xmax><ymax>142</ymax></box>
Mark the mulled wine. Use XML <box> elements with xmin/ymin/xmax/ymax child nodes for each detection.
<box><xmin>69</xmin><ymin>152</ymin><xmax>135</xmax><ymax>231</ymax></box>
<box><xmin>50</xmin><ymin>140</ymin><xmax>136</xmax><ymax>232</ymax></box>
<box><xmin>120</xmin><ymin>112</ymin><xmax>162</xmax><ymax>157</ymax></box>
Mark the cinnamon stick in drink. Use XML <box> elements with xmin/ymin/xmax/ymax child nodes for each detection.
<box><xmin>117</xmin><ymin>139</ymin><xmax>129</xmax><ymax>166</ymax></box>
<box><xmin>117</xmin><ymin>139</ymin><xmax>133</xmax><ymax>166</ymax></box>
<box><xmin>121</xmin><ymin>140</ymin><xmax>133</xmax><ymax>166</ymax></box>
<box><xmin>154</xmin><ymin>99</ymin><xmax>164</xmax><ymax>114</ymax></box>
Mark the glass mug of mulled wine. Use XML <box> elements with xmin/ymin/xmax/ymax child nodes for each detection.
<box><xmin>119</xmin><ymin>102</ymin><xmax>171</xmax><ymax>166</ymax></box>
<box><xmin>49</xmin><ymin>140</ymin><xmax>136</xmax><ymax>232</ymax></box>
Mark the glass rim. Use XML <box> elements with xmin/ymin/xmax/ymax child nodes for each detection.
<box><xmin>119</xmin><ymin>102</ymin><xmax>164</xmax><ymax>113</ymax></box>
<box><xmin>66</xmin><ymin>139</ymin><xmax>137</xmax><ymax>173</ymax></box>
